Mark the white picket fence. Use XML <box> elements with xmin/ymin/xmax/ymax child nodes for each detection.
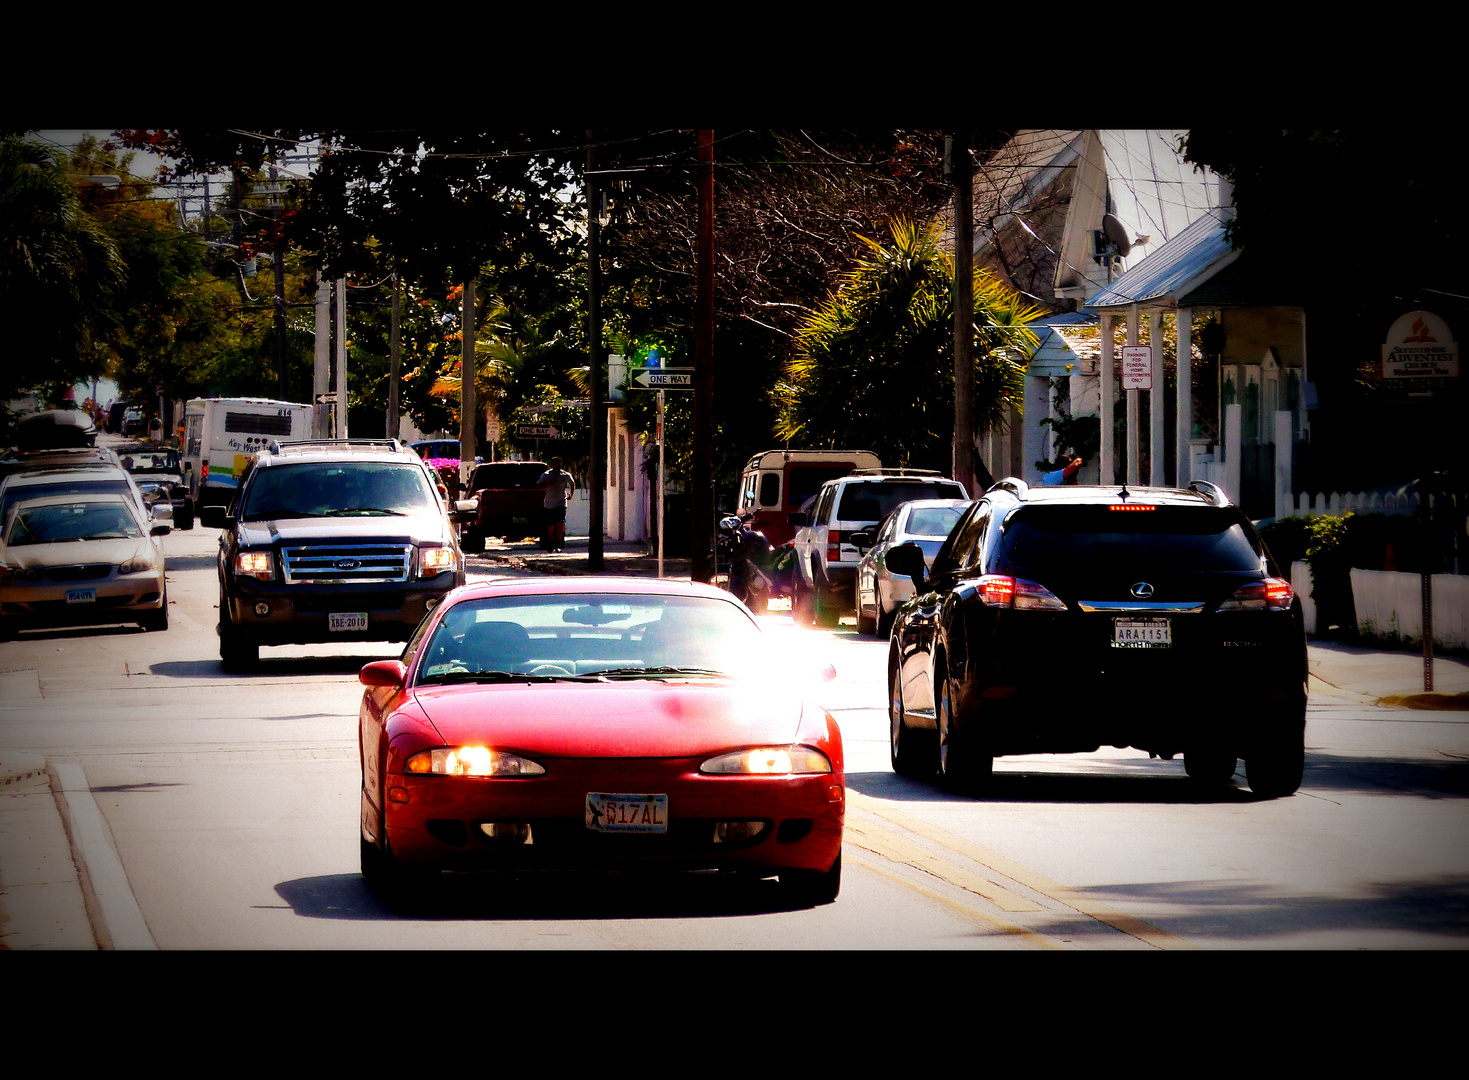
<box><xmin>1289</xmin><ymin>491</ymin><xmax>1418</xmax><ymax>517</ymax></box>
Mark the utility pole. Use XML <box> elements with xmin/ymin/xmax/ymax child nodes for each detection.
<box><xmin>269</xmin><ymin>157</ymin><xmax>288</xmax><ymax>399</ymax></box>
<box><xmin>314</xmin><ymin>271</ymin><xmax>330</xmax><ymax>438</ymax></box>
<box><xmin>388</xmin><ymin>266</ymin><xmax>401</xmax><ymax>441</ymax></box>
<box><xmin>691</xmin><ymin>130</ymin><xmax>716</xmax><ymax>583</ymax></box>
<box><xmin>460</xmin><ymin>279</ymin><xmax>476</xmax><ymax>487</ymax></box>
<box><xmin>950</xmin><ymin>131</ymin><xmax>976</xmax><ymax>496</ymax></box>
<box><xmin>334</xmin><ymin>278</ymin><xmax>348</xmax><ymax>439</ymax></box>
<box><xmin>587</xmin><ymin>131</ymin><xmax>605</xmax><ymax>570</ymax></box>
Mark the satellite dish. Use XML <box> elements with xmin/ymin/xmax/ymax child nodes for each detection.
<box><xmin>1102</xmin><ymin>213</ymin><xmax>1132</xmax><ymax>257</ymax></box>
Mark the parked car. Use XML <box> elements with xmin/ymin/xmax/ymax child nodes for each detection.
<box><xmin>356</xmin><ymin>576</ymin><xmax>844</xmax><ymax>907</ymax></box>
<box><xmin>885</xmin><ymin>479</ymin><xmax>1308</xmax><ymax>797</ymax></box>
<box><xmin>854</xmin><ymin>498</ymin><xmax>971</xmax><ymax>637</ymax></box>
<box><xmin>458</xmin><ymin>460</ymin><xmax>548</xmax><ymax>551</ymax></box>
<box><xmin>792</xmin><ymin>470</ymin><xmax>967</xmax><ymax>627</ymax></box>
<box><xmin>116</xmin><ymin>443</ymin><xmax>190</xmax><ymax>529</ymax></box>
<box><xmin>0</xmin><ymin>492</ymin><xmax>169</xmax><ymax>637</ymax></box>
<box><xmin>121</xmin><ymin>407</ymin><xmax>147</xmax><ymax>437</ymax></box>
<box><xmin>204</xmin><ymin>438</ymin><xmax>464</xmax><ymax>671</ymax></box>
<box><xmin>0</xmin><ymin>446</ymin><xmax>121</xmax><ymax>483</ymax></box>
<box><xmin>0</xmin><ymin>465</ymin><xmax>156</xmax><ymax>530</ymax></box>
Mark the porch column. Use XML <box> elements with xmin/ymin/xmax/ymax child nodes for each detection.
<box><xmin>1176</xmin><ymin>306</ymin><xmax>1193</xmax><ymax>486</ymax></box>
<box><xmin>1127</xmin><ymin>304</ymin><xmax>1141</xmax><ymax>487</ymax></box>
<box><xmin>1149</xmin><ymin>310</ymin><xmax>1165</xmax><ymax>486</ymax></box>
<box><xmin>1099</xmin><ymin>312</ymin><xmax>1115</xmax><ymax>485</ymax></box>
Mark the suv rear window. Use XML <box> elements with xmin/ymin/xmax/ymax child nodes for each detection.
<box><xmin>470</xmin><ymin>463</ymin><xmax>546</xmax><ymax>490</ymax></box>
<box><xmin>1001</xmin><ymin>505</ymin><xmax>1264</xmax><ymax>573</ymax></box>
<box><xmin>836</xmin><ymin>481</ymin><xmax>965</xmax><ymax>522</ymax></box>
<box><xmin>241</xmin><ymin>462</ymin><xmax>435</xmax><ymax>521</ymax></box>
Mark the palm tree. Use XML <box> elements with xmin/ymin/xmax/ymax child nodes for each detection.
<box><xmin>774</xmin><ymin>217</ymin><xmax>1041</xmax><ymax>472</ymax></box>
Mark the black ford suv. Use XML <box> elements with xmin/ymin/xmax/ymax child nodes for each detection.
<box><xmin>204</xmin><ymin>440</ymin><xmax>465</xmax><ymax>670</ymax></box>
<box><xmin>885</xmin><ymin>479</ymin><xmax>1307</xmax><ymax>798</ymax></box>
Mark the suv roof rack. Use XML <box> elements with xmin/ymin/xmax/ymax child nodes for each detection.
<box><xmin>1186</xmin><ymin>479</ymin><xmax>1231</xmax><ymax>507</ymax></box>
<box><xmin>266</xmin><ymin>438</ymin><xmax>405</xmax><ymax>455</ymax></box>
<box><xmin>849</xmin><ymin>467</ymin><xmax>944</xmax><ymax>477</ymax></box>
<box><xmin>988</xmin><ymin>477</ymin><xmax>1030</xmax><ymax>499</ymax></box>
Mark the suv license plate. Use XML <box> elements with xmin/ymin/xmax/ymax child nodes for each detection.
<box><xmin>329</xmin><ymin>612</ymin><xmax>368</xmax><ymax>632</ymax></box>
<box><xmin>1113</xmin><ymin>618</ymin><xmax>1170</xmax><ymax>648</ymax></box>
<box><xmin>66</xmin><ymin>588</ymin><xmax>96</xmax><ymax>605</ymax></box>
<box><xmin>586</xmin><ymin>793</ymin><xmax>668</xmax><ymax>833</ymax></box>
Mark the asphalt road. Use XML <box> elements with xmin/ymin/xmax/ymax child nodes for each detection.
<box><xmin>2</xmin><ymin>522</ymin><xmax>1467</xmax><ymax>950</ymax></box>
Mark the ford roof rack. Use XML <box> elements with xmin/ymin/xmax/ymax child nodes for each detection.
<box><xmin>266</xmin><ymin>438</ymin><xmax>404</xmax><ymax>455</ymax></box>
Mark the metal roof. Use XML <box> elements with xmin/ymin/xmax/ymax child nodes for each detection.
<box><xmin>1083</xmin><ymin>210</ymin><xmax>1239</xmax><ymax>312</ymax></box>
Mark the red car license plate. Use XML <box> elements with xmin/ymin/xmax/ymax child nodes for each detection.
<box><xmin>586</xmin><ymin>793</ymin><xmax>668</xmax><ymax>833</ymax></box>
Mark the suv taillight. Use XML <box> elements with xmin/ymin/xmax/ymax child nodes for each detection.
<box><xmin>1218</xmin><ymin>578</ymin><xmax>1294</xmax><ymax>611</ymax></box>
<box><xmin>976</xmin><ymin>575</ymin><xmax>1067</xmax><ymax>611</ymax></box>
<box><xmin>827</xmin><ymin>530</ymin><xmax>841</xmax><ymax>562</ymax></box>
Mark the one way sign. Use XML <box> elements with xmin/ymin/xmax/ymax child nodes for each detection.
<box><xmin>631</xmin><ymin>367</ymin><xmax>693</xmax><ymax>389</ymax></box>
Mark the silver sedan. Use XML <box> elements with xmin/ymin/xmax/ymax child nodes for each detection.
<box><xmin>0</xmin><ymin>493</ymin><xmax>170</xmax><ymax>637</ymax></box>
<box><xmin>855</xmin><ymin>499</ymin><xmax>970</xmax><ymax>637</ymax></box>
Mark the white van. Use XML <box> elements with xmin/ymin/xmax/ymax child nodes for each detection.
<box><xmin>182</xmin><ymin>398</ymin><xmax>314</xmax><ymax>518</ymax></box>
<box><xmin>734</xmin><ymin>449</ymin><xmax>881</xmax><ymax>548</ymax></box>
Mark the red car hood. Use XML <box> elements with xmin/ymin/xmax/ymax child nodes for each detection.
<box><xmin>410</xmin><ymin>678</ymin><xmax>806</xmax><ymax>758</ymax></box>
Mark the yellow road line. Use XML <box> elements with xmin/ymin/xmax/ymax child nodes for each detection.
<box><xmin>847</xmin><ymin>789</ymin><xmax>1193</xmax><ymax>950</ymax></box>
<box><xmin>844</xmin><ymin>819</ymin><xmax>1040</xmax><ymax>911</ymax></box>
<box><xmin>844</xmin><ymin>850</ymin><xmax>1072</xmax><ymax>950</ymax></box>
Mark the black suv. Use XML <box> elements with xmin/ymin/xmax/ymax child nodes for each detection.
<box><xmin>885</xmin><ymin>479</ymin><xmax>1307</xmax><ymax>798</ymax></box>
<box><xmin>205</xmin><ymin>440</ymin><xmax>465</xmax><ymax>670</ymax></box>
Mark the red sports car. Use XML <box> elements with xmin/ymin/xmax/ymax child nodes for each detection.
<box><xmin>357</xmin><ymin>577</ymin><xmax>845</xmax><ymax>906</ymax></box>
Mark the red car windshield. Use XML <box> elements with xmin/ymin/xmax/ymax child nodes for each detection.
<box><xmin>417</xmin><ymin>593</ymin><xmax>765</xmax><ymax>681</ymax></box>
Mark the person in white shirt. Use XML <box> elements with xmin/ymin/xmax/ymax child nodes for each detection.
<box><xmin>538</xmin><ymin>457</ymin><xmax>574</xmax><ymax>551</ymax></box>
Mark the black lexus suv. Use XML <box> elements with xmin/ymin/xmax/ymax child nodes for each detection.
<box><xmin>885</xmin><ymin>479</ymin><xmax>1307</xmax><ymax>798</ymax></box>
<box><xmin>204</xmin><ymin>439</ymin><xmax>465</xmax><ymax>670</ymax></box>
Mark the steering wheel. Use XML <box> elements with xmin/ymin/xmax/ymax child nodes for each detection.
<box><xmin>527</xmin><ymin>663</ymin><xmax>575</xmax><ymax>677</ymax></box>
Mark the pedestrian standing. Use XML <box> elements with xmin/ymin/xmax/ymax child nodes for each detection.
<box><xmin>538</xmin><ymin>456</ymin><xmax>575</xmax><ymax>552</ymax></box>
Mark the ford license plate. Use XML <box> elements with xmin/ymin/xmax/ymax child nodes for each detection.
<box><xmin>1113</xmin><ymin>618</ymin><xmax>1170</xmax><ymax>648</ymax></box>
<box><xmin>329</xmin><ymin>612</ymin><xmax>368</xmax><ymax>631</ymax></box>
<box><xmin>586</xmin><ymin>792</ymin><xmax>668</xmax><ymax>834</ymax></box>
<box><xmin>65</xmin><ymin>588</ymin><xmax>96</xmax><ymax>605</ymax></box>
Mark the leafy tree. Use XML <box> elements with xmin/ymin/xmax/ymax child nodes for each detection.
<box><xmin>775</xmin><ymin>216</ymin><xmax>1042</xmax><ymax>471</ymax></box>
<box><xmin>0</xmin><ymin>132</ymin><xmax>126</xmax><ymax>413</ymax></box>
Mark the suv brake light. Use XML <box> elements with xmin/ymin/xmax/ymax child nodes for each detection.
<box><xmin>827</xmin><ymin>530</ymin><xmax>841</xmax><ymax>562</ymax></box>
<box><xmin>1218</xmin><ymin>578</ymin><xmax>1294</xmax><ymax>611</ymax></box>
<box><xmin>977</xmin><ymin>575</ymin><xmax>1067</xmax><ymax>611</ymax></box>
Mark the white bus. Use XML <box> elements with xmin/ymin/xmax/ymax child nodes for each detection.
<box><xmin>182</xmin><ymin>397</ymin><xmax>314</xmax><ymax>519</ymax></box>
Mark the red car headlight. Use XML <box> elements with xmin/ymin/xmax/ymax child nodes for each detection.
<box><xmin>405</xmin><ymin>747</ymin><xmax>545</xmax><ymax>777</ymax></box>
<box><xmin>700</xmin><ymin>746</ymin><xmax>832</xmax><ymax>775</ymax></box>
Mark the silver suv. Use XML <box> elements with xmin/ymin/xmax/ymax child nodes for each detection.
<box><xmin>792</xmin><ymin>470</ymin><xmax>967</xmax><ymax>626</ymax></box>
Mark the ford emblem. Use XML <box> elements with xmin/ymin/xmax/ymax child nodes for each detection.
<box><xmin>1130</xmin><ymin>582</ymin><xmax>1154</xmax><ymax>599</ymax></box>
<box><xmin>336</xmin><ymin>558</ymin><xmax>362</xmax><ymax>570</ymax></box>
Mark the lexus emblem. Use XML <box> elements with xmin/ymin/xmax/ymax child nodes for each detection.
<box><xmin>1130</xmin><ymin>582</ymin><xmax>1154</xmax><ymax>599</ymax></box>
<box><xmin>336</xmin><ymin>558</ymin><xmax>362</xmax><ymax>570</ymax></box>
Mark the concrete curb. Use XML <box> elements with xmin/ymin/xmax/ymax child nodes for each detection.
<box><xmin>46</xmin><ymin>763</ymin><xmax>155</xmax><ymax>950</ymax></box>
